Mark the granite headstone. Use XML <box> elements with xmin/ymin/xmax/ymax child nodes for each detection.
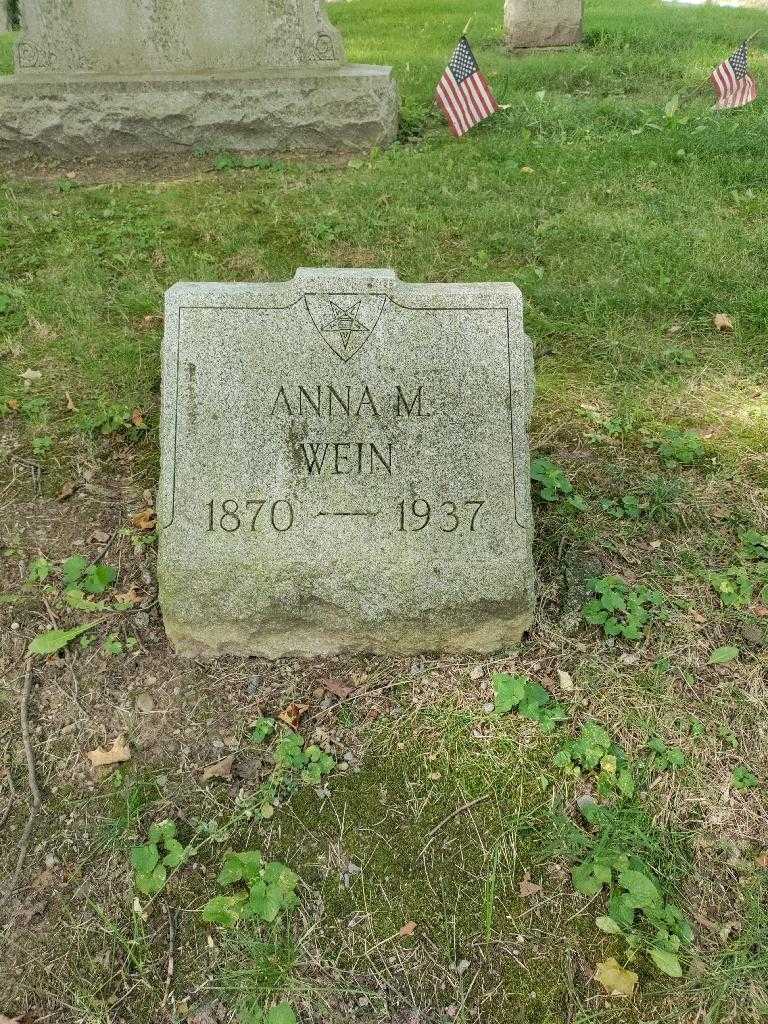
<box><xmin>505</xmin><ymin>0</ymin><xmax>583</xmax><ymax>49</ymax></box>
<box><xmin>158</xmin><ymin>269</ymin><xmax>534</xmax><ymax>658</ymax></box>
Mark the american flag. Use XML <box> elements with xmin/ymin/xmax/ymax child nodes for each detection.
<box><xmin>436</xmin><ymin>36</ymin><xmax>500</xmax><ymax>138</ymax></box>
<box><xmin>710</xmin><ymin>41</ymin><xmax>757</xmax><ymax>110</ymax></box>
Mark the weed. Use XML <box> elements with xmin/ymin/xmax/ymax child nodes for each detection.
<box><xmin>655</xmin><ymin>428</ymin><xmax>705</xmax><ymax>468</ymax></box>
<box><xmin>731</xmin><ymin>766</ymin><xmax>759</xmax><ymax>791</ymax></box>
<box><xmin>646</xmin><ymin>736</ymin><xmax>686</xmax><ymax>771</ymax></box>
<box><xmin>130</xmin><ymin>819</ymin><xmax>187</xmax><ymax>895</ymax></box>
<box><xmin>553</xmin><ymin>722</ymin><xmax>635</xmax><ymax>799</ymax></box>
<box><xmin>492</xmin><ymin>672</ymin><xmax>569</xmax><ymax>732</ymax></box>
<box><xmin>600</xmin><ymin>494</ymin><xmax>643</xmax><ymax>520</ymax></box>
<box><xmin>530</xmin><ymin>457</ymin><xmax>588</xmax><ymax>511</ymax></box>
<box><xmin>582</xmin><ymin>576</ymin><xmax>668</xmax><ymax>641</ymax></box>
<box><xmin>202</xmin><ymin>851</ymin><xmax>299</xmax><ymax>927</ymax></box>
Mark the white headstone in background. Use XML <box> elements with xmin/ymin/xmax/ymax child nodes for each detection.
<box><xmin>505</xmin><ymin>0</ymin><xmax>583</xmax><ymax>48</ymax></box>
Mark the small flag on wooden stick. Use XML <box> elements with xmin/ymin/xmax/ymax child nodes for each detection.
<box><xmin>710</xmin><ymin>40</ymin><xmax>757</xmax><ymax>110</ymax></box>
<box><xmin>436</xmin><ymin>35</ymin><xmax>500</xmax><ymax>137</ymax></box>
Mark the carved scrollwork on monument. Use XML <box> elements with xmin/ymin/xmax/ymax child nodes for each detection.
<box><xmin>14</xmin><ymin>42</ymin><xmax>54</xmax><ymax>71</ymax></box>
<box><xmin>313</xmin><ymin>33</ymin><xmax>336</xmax><ymax>61</ymax></box>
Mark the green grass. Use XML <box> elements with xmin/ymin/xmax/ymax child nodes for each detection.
<box><xmin>2</xmin><ymin>0</ymin><xmax>768</xmax><ymax>480</ymax></box>
<box><xmin>2</xmin><ymin>0</ymin><xmax>768</xmax><ymax>1021</ymax></box>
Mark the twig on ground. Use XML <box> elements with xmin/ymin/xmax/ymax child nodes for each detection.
<box><xmin>0</xmin><ymin>747</ymin><xmax>18</xmax><ymax>830</ymax></box>
<box><xmin>417</xmin><ymin>794</ymin><xmax>491</xmax><ymax>859</ymax></box>
<box><xmin>8</xmin><ymin>658</ymin><xmax>42</xmax><ymax>898</ymax></box>
<box><xmin>162</xmin><ymin>903</ymin><xmax>178</xmax><ymax>1010</ymax></box>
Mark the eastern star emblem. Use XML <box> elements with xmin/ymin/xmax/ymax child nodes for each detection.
<box><xmin>319</xmin><ymin>300</ymin><xmax>370</xmax><ymax>352</ymax></box>
<box><xmin>304</xmin><ymin>293</ymin><xmax>388</xmax><ymax>363</ymax></box>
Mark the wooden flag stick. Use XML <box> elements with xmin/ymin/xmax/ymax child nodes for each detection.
<box><xmin>681</xmin><ymin>29</ymin><xmax>761</xmax><ymax>102</ymax></box>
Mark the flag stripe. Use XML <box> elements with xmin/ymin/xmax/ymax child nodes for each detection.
<box><xmin>439</xmin><ymin>74</ymin><xmax>471</xmax><ymax>134</ymax></box>
<box><xmin>436</xmin><ymin>82</ymin><xmax>467</xmax><ymax>136</ymax></box>
<box><xmin>447</xmin><ymin>69</ymin><xmax>480</xmax><ymax>126</ymax></box>
<box><xmin>438</xmin><ymin>76</ymin><xmax>471</xmax><ymax>135</ymax></box>
<box><xmin>466</xmin><ymin>74</ymin><xmax>493</xmax><ymax>117</ymax></box>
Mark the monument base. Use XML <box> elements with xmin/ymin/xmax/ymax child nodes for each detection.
<box><xmin>163</xmin><ymin>604</ymin><xmax>534</xmax><ymax>660</ymax></box>
<box><xmin>0</xmin><ymin>64</ymin><xmax>399</xmax><ymax>159</ymax></box>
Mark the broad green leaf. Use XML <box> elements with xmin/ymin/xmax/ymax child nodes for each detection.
<box><xmin>664</xmin><ymin>95</ymin><xmax>680</xmax><ymax>118</ymax></box>
<box><xmin>163</xmin><ymin>839</ymin><xmax>186</xmax><ymax>868</ymax></box>
<box><xmin>62</xmin><ymin>555</ymin><xmax>88</xmax><ymax>584</ymax></box>
<box><xmin>250</xmin><ymin>717</ymin><xmax>276</xmax><ymax>743</ymax></box>
<box><xmin>201</xmin><ymin>894</ymin><xmax>246</xmax><ymax>926</ymax></box>
<box><xmin>149</xmin><ymin>819</ymin><xmax>177</xmax><ymax>844</ymax></box>
<box><xmin>135</xmin><ymin>863</ymin><xmax>167</xmax><ymax>895</ymax></box>
<box><xmin>262</xmin><ymin>861</ymin><xmax>298</xmax><ymax>892</ymax></box>
<box><xmin>82</xmin><ymin>564</ymin><xmax>117</xmax><ymax>594</ymax></box>
<box><xmin>595</xmin><ymin>915</ymin><xmax>623</xmax><ymax>935</ymax></box>
<box><xmin>709</xmin><ymin>646</ymin><xmax>739</xmax><ymax>665</ymax></box>
<box><xmin>27</xmin><ymin>557</ymin><xmax>53</xmax><ymax>582</ymax></box>
<box><xmin>28</xmin><ymin>622</ymin><xmax>97</xmax><ymax>655</ymax></box>
<box><xmin>572</xmin><ymin>862</ymin><xmax>609</xmax><ymax>896</ymax></box>
<box><xmin>217</xmin><ymin>856</ymin><xmax>245</xmax><ymax>887</ymax></box>
<box><xmin>266</xmin><ymin>1005</ymin><xmax>297</xmax><ymax>1024</ymax></box>
<box><xmin>492</xmin><ymin>673</ymin><xmax>527</xmax><ymax>713</ymax></box>
<box><xmin>131</xmin><ymin>843</ymin><xmax>159</xmax><ymax>874</ymax></box>
<box><xmin>619</xmin><ymin>869</ymin><xmax>663</xmax><ymax>910</ymax></box>
<box><xmin>648</xmin><ymin>946</ymin><xmax>683</xmax><ymax>977</ymax></box>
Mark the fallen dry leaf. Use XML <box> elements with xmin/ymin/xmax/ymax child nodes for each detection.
<box><xmin>518</xmin><ymin>872</ymin><xmax>543</xmax><ymax>898</ymax></box>
<box><xmin>557</xmin><ymin>669</ymin><xmax>574</xmax><ymax>692</ymax></box>
<box><xmin>666</xmin><ymin>324</ymin><xmax>682</xmax><ymax>337</ymax></box>
<box><xmin>469</xmin><ymin>665</ymin><xmax>484</xmax><ymax>681</ymax></box>
<box><xmin>323</xmin><ymin>678</ymin><xmax>353</xmax><ymax>699</ymax></box>
<box><xmin>130</xmin><ymin>508</ymin><xmax>157</xmax><ymax>532</ymax></box>
<box><xmin>755</xmin><ymin>851</ymin><xmax>768</xmax><ymax>870</ymax></box>
<box><xmin>138</xmin><ymin>313</ymin><xmax>164</xmax><ymax>331</ymax></box>
<box><xmin>135</xmin><ymin>692</ymin><xmax>155</xmax><ymax>714</ymax></box>
<box><xmin>20</xmin><ymin>368</ymin><xmax>42</xmax><ymax>390</ymax></box>
<box><xmin>594</xmin><ymin>957</ymin><xmax>638</xmax><ymax>998</ymax></box>
<box><xmin>713</xmin><ymin>313</ymin><xmax>733</xmax><ymax>333</ymax></box>
<box><xmin>89</xmin><ymin>529</ymin><xmax>111</xmax><ymax>544</ymax></box>
<box><xmin>691</xmin><ymin>610</ymin><xmax>706</xmax><ymax>624</ymax></box>
<box><xmin>398</xmin><ymin>921</ymin><xmax>417</xmax><ymax>937</ymax></box>
<box><xmin>131</xmin><ymin>407</ymin><xmax>146</xmax><ymax>429</ymax></box>
<box><xmin>57</xmin><ymin>481</ymin><xmax>77</xmax><ymax>502</ymax></box>
<box><xmin>279</xmin><ymin>702</ymin><xmax>308</xmax><ymax>729</ymax></box>
<box><xmin>0</xmin><ymin>1015</ymin><xmax>23</xmax><ymax>1024</ymax></box>
<box><xmin>5</xmin><ymin>399</ymin><xmax>20</xmax><ymax>412</ymax></box>
<box><xmin>114</xmin><ymin>586</ymin><xmax>142</xmax><ymax>607</ymax></box>
<box><xmin>520</xmin><ymin>166</ymin><xmax>535</xmax><ymax>173</ymax></box>
<box><xmin>202</xmin><ymin>754</ymin><xmax>235</xmax><ymax>781</ymax></box>
<box><xmin>86</xmin><ymin>737</ymin><xmax>131</xmax><ymax>769</ymax></box>
<box><xmin>64</xmin><ymin>391</ymin><xmax>78</xmax><ymax>412</ymax></box>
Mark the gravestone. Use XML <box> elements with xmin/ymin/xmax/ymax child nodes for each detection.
<box><xmin>0</xmin><ymin>0</ymin><xmax>398</xmax><ymax>158</ymax></box>
<box><xmin>1</xmin><ymin>3</ymin><xmax>9</xmax><ymax>34</ymax></box>
<box><xmin>158</xmin><ymin>268</ymin><xmax>534</xmax><ymax>658</ymax></box>
<box><xmin>505</xmin><ymin>0</ymin><xmax>583</xmax><ymax>49</ymax></box>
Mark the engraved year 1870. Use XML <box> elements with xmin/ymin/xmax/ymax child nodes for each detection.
<box><xmin>204</xmin><ymin>498</ymin><xmax>486</xmax><ymax>534</ymax></box>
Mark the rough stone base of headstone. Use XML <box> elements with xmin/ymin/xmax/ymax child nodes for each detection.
<box><xmin>504</xmin><ymin>0</ymin><xmax>583</xmax><ymax>49</ymax></box>
<box><xmin>0</xmin><ymin>65</ymin><xmax>398</xmax><ymax>159</ymax></box>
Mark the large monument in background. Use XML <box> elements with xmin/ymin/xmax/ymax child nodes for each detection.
<box><xmin>505</xmin><ymin>0</ymin><xmax>583</xmax><ymax>49</ymax></box>
<box><xmin>0</xmin><ymin>0</ymin><xmax>399</xmax><ymax>158</ymax></box>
